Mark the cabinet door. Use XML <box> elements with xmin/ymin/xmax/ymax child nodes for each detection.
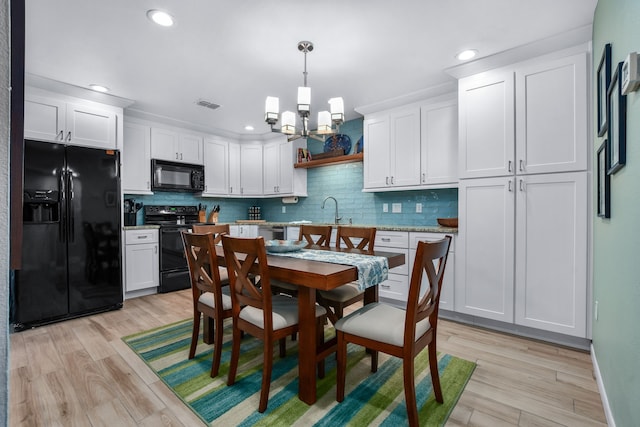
<box><xmin>409</xmin><ymin>233</ymin><xmax>455</xmax><ymax>312</ymax></box>
<box><xmin>456</xmin><ymin>177</ymin><xmax>515</xmax><ymax>322</ymax></box>
<box><xmin>122</xmin><ymin>123</ymin><xmax>152</xmax><ymax>193</ymax></box>
<box><xmin>459</xmin><ymin>70</ymin><xmax>515</xmax><ymax>179</ymax></box>
<box><xmin>515</xmin><ymin>53</ymin><xmax>587</xmax><ymax>174</ymax></box>
<box><xmin>125</xmin><ymin>243</ymin><xmax>159</xmax><ymax>291</ymax></box>
<box><xmin>180</xmin><ymin>133</ymin><xmax>203</xmax><ymax>164</ymax></box>
<box><xmin>24</xmin><ymin>95</ymin><xmax>66</xmax><ymax>142</ymax></box>
<box><xmin>65</xmin><ymin>103</ymin><xmax>117</xmax><ymax>149</ymax></box>
<box><xmin>240</xmin><ymin>145</ymin><xmax>263</xmax><ymax>196</ymax></box>
<box><xmin>263</xmin><ymin>142</ymin><xmax>279</xmax><ymax>195</ymax></box>
<box><xmin>203</xmin><ymin>138</ymin><xmax>229</xmax><ymax>195</ymax></box>
<box><xmin>363</xmin><ymin>115</ymin><xmax>390</xmax><ymax>188</ymax></box>
<box><xmin>151</xmin><ymin>128</ymin><xmax>180</xmax><ymax>161</ymax></box>
<box><xmin>514</xmin><ymin>172</ymin><xmax>587</xmax><ymax>337</ymax></box>
<box><xmin>421</xmin><ymin>102</ymin><xmax>458</xmax><ymax>185</ymax></box>
<box><xmin>277</xmin><ymin>140</ymin><xmax>294</xmax><ymax>194</ymax></box>
<box><xmin>228</xmin><ymin>143</ymin><xmax>241</xmax><ymax>195</ymax></box>
<box><xmin>390</xmin><ymin>107</ymin><xmax>421</xmax><ymax>187</ymax></box>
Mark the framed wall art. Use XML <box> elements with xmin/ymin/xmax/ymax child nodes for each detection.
<box><xmin>597</xmin><ymin>140</ymin><xmax>610</xmax><ymax>218</ymax></box>
<box><xmin>597</xmin><ymin>43</ymin><xmax>612</xmax><ymax>137</ymax></box>
<box><xmin>607</xmin><ymin>61</ymin><xmax>627</xmax><ymax>174</ymax></box>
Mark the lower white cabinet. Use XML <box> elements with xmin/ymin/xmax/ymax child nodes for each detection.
<box><xmin>457</xmin><ymin>172</ymin><xmax>588</xmax><ymax>337</ymax></box>
<box><xmin>125</xmin><ymin>229</ymin><xmax>159</xmax><ymax>292</ymax></box>
<box><xmin>375</xmin><ymin>231</ymin><xmax>410</xmax><ymax>307</ymax></box>
<box><xmin>409</xmin><ymin>232</ymin><xmax>455</xmax><ymax>312</ymax></box>
<box><xmin>229</xmin><ymin>225</ymin><xmax>258</xmax><ymax>238</ymax></box>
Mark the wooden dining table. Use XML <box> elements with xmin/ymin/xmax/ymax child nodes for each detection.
<box><xmin>210</xmin><ymin>244</ymin><xmax>405</xmax><ymax>405</ymax></box>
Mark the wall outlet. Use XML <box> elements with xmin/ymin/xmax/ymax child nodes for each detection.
<box><xmin>416</xmin><ymin>203</ymin><xmax>422</xmax><ymax>213</ymax></box>
<box><xmin>383</xmin><ymin>203</ymin><xmax>388</xmax><ymax>213</ymax></box>
<box><xmin>392</xmin><ymin>203</ymin><xmax>402</xmax><ymax>213</ymax></box>
<box><xmin>594</xmin><ymin>300</ymin><xmax>599</xmax><ymax>321</ymax></box>
<box><xmin>282</xmin><ymin>206</ymin><xmax>286</xmax><ymax>213</ymax></box>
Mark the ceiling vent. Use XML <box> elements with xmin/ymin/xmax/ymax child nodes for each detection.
<box><xmin>195</xmin><ymin>99</ymin><xmax>221</xmax><ymax>110</ymax></box>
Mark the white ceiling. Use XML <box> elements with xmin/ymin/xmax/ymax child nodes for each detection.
<box><xmin>25</xmin><ymin>0</ymin><xmax>597</xmax><ymax>138</ymax></box>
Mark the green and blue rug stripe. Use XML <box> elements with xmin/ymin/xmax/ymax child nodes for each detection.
<box><xmin>123</xmin><ymin>318</ymin><xmax>475</xmax><ymax>426</ymax></box>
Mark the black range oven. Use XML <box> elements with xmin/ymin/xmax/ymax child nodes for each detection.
<box><xmin>144</xmin><ymin>205</ymin><xmax>200</xmax><ymax>293</ymax></box>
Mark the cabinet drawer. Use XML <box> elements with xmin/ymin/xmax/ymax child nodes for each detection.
<box><xmin>378</xmin><ymin>273</ymin><xmax>408</xmax><ymax>303</ymax></box>
<box><xmin>409</xmin><ymin>232</ymin><xmax>455</xmax><ymax>252</ymax></box>
<box><xmin>126</xmin><ymin>229</ymin><xmax>158</xmax><ymax>244</ymax></box>
<box><xmin>375</xmin><ymin>231</ymin><xmax>409</xmax><ymax>248</ymax></box>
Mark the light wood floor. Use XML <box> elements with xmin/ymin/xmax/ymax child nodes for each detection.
<box><xmin>9</xmin><ymin>289</ymin><xmax>607</xmax><ymax>426</ymax></box>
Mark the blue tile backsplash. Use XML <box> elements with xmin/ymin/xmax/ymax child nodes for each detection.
<box><xmin>127</xmin><ymin>118</ymin><xmax>458</xmax><ymax>226</ymax></box>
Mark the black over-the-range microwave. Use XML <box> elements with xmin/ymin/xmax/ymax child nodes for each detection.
<box><xmin>151</xmin><ymin>159</ymin><xmax>204</xmax><ymax>192</ymax></box>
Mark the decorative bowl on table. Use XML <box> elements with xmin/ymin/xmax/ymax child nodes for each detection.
<box><xmin>437</xmin><ymin>217</ymin><xmax>458</xmax><ymax>228</ymax></box>
<box><xmin>265</xmin><ymin>240</ymin><xmax>307</xmax><ymax>253</ymax></box>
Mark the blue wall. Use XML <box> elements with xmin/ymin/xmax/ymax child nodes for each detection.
<box><xmin>127</xmin><ymin>118</ymin><xmax>458</xmax><ymax>226</ymax></box>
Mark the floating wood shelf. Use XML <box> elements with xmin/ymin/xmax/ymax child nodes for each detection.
<box><xmin>294</xmin><ymin>153</ymin><xmax>363</xmax><ymax>169</ymax></box>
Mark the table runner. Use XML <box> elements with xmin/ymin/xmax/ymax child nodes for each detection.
<box><xmin>269</xmin><ymin>249</ymin><xmax>389</xmax><ymax>290</ymax></box>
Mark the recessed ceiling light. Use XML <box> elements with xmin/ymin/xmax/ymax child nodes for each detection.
<box><xmin>89</xmin><ymin>84</ymin><xmax>109</xmax><ymax>93</ymax></box>
<box><xmin>456</xmin><ymin>49</ymin><xmax>478</xmax><ymax>61</ymax></box>
<box><xmin>146</xmin><ymin>9</ymin><xmax>175</xmax><ymax>27</ymax></box>
<box><xmin>244</xmin><ymin>125</ymin><xmax>255</xmax><ymax>131</ymax></box>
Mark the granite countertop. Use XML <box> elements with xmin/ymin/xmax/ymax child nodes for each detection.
<box><xmin>123</xmin><ymin>225</ymin><xmax>160</xmax><ymax>230</ymax></box>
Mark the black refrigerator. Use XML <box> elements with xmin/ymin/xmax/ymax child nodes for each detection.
<box><xmin>12</xmin><ymin>140</ymin><xmax>123</xmax><ymax>330</ymax></box>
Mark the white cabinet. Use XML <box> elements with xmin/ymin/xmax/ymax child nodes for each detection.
<box><xmin>25</xmin><ymin>94</ymin><xmax>119</xmax><ymax>149</ymax></box>
<box><xmin>122</xmin><ymin>122</ymin><xmax>152</xmax><ymax>194</ymax></box>
<box><xmin>263</xmin><ymin>138</ymin><xmax>307</xmax><ymax>197</ymax></box>
<box><xmin>514</xmin><ymin>172</ymin><xmax>587</xmax><ymax>336</ymax></box>
<box><xmin>363</xmin><ymin>106</ymin><xmax>421</xmax><ymax>189</ymax></box>
<box><xmin>375</xmin><ymin>231</ymin><xmax>410</xmax><ymax>307</ymax></box>
<box><xmin>458</xmin><ymin>52</ymin><xmax>587</xmax><ymax>179</ymax></box>
<box><xmin>239</xmin><ymin>144</ymin><xmax>263</xmax><ymax>196</ymax></box>
<box><xmin>409</xmin><ymin>232</ymin><xmax>455</xmax><ymax>312</ymax></box>
<box><xmin>420</xmin><ymin>100</ymin><xmax>458</xmax><ymax>186</ymax></box>
<box><xmin>124</xmin><ymin>229</ymin><xmax>159</xmax><ymax>293</ymax></box>
<box><xmin>203</xmin><ymin>138</ymin><xmax>229</xmax><ymax>196</ymax></box>
<box><xmin>228</xmin><ymin>142</ymin><xmax>241</xmax><ymax>195</ymax></box>
<box><xmin>229</xmin><ymin>225</ymin><xmax>258</xmax><ymax>238</ymax></box>
<box><xmin>457</xmin><ymin>173</ymin><xmax>588</xmax><ymax>337</ymax></box>
<box><xmin>151</xmin><ymin>127</ymin><xmax>203</xmax><ymax>164</ymax></box>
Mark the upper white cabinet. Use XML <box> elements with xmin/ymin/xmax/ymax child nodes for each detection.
<box><xmin>228</xmin><ymin>142</ymin><xmax>242</xmax><ymax>196</ymax></box>
<box><xmin>420</xmin><ymin>100</ymin><xmax>458</xmax><ymax>186</ymax></box>
<box><xmin>151</xmin><ymin>127</ymin><xmax>203</xmax><ymax>164</ymax></box>
<box><xmin>263</xmin><ymin>138</ymin><xmax>307</xmax><ymax>197</ymax></box>
<box><xmin>458</xmin><ymin>52</ymin><xmax>587</xmax><ymax>179</ymax></box>
<box><xmin>363</xmin><ymin>106</ymin><xmax>421</xmax><ymax>189</ymax></box>
<box><xmin>25</xmin><ymin>93</ymin><xmax>119</xmax><ymax>149</ymax></box>
<box><xmin>122</xmin><ymin>122</ymin><xmax>152</xmax><ymax>194</ymax></box>
<box><xmin>203</xmin><ymin>138</ymin><xmax>229</xmax><ymax>196</ymax></box>
<box><xmin>240</xmin><ymin>144</ymin><xmax>263</xmax><ymax>196</ymax></box>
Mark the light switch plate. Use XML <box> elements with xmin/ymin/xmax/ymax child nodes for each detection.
<box><xmin>282</xmin><ymin>206</ymin><xmax>286</xmax><ymax>213</ymax></box>
<box><xmin>382</xmin><ymin>203</ymin><xmax>388</xmax><ymax>213</ymax></box>
<box><xmin>392</xmin><ymin>203</ymin><xmax>402</xmax><ymax>213</ymax></box>
<box><xmin>622</xmin><ymin>52</ymin><xmax>640</xmax><ymax>95</ymax></box>
<box><xmin>416</xmin><ymin>203</ymin><xmax>422</xmax><ymax>213</ymax></box>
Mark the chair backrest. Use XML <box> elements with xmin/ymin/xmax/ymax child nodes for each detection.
<box><xmin>336</xmin><ymin>226</ymin><xmax>376</xmax><ymax>252</ymax></box>
<box><xmin>182</xmin><ymin>231</ymin><xmax>223</xmax><ymax>302</ymax></box>
<box><xmin>221</xmin><ymin>235</ymin><xmax>275</xmax><ymax>329</ymax></box>
<box><xmin>405</xmin><ymin>236</ymin><xmax>452</xmax><ymax>343</ymax></box>
<box><xmin>191</xmin><ymin>224</ymin><xmax>230</xmax><ymax>245</ymax></box>
<box><xmin>299</xmin><ymin>224</ymin><xmax>332</xmax><ymax>247</ymax></box>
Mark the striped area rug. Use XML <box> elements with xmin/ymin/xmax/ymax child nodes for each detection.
<box><xmin>123</xmin><ymin>318</ymin><xmax>475</xmax><ymax>426</ymax></box>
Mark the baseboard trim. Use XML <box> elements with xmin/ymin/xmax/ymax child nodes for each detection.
<box><xmin>591</xmin><ymin>344</ymin><xmax>616</xmax><ymax>427</ymax></box>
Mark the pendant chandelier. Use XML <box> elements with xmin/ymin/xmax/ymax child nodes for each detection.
<box><xmin>265</xmin><ymin>41</ymin><xmax>344</xmax><ymax>142</ymax></box>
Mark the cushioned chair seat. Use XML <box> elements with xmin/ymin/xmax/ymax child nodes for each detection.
<box><xmin>199</xmin><ymin>289</ymin><xmax>232</xmax><ymax>310</ymax></box>
<box><xmin>240</xmin><ymin>294</ymin><xmax>327</xmax><ymax>330</ymax></box>
<box><xmin>318</xmin><ymin>283</ymin><xmax>362</xmax><ymax>303</ymax></box>
<box><xmin>335</xmin><ymin>302</ymin><xmax>431</xmax><ymax>347</ymax></box>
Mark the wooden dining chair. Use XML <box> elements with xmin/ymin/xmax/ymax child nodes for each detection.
<box><xmin>335</xmin><ymin>236</ymin><xmax>452</xmax><ymax>427</ymax></box>
<box><xmin>221</xmin><ymin>235</ymin><xmax>327</xmax><ymax>413</ymax></box>
<box><xmin>316</xmin><ymin>226</ymin><xmax>376</xmax><ymax>325</ymax></box>
<box><xmin>181</xmin><ymin>230</ymin><xmax>231</xmax><ymax>378</ymax></box>
<box><xmin>271</xmin><ymin>224</ymin><xmax>333</xmax><ymax>298</ymax></box>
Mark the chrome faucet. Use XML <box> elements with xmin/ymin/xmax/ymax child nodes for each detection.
<box><xmin>321</xmin><ymin>196</ymin><xmax>342</xmax><ymax>224</ymax></box>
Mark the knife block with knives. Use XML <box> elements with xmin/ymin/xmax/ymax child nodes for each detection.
<box><xmin>207</xmin><ymin>204</ymin><xmax>220</xmax><ymax>223</ymax></box>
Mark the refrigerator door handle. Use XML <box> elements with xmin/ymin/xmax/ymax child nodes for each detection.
<box><xmin>59</xmin><ymin>168</ymin><xmax>66</xmax><ymax>242</ymax></box>
<box><xmin>68</xmin><ymin>172</ymin><xmax>75</xmax><ymax>242</ymax></box>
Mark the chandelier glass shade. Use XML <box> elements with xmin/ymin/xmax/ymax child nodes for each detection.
<box><xmin>265</xmin><ymin>41</ymin><xmax>344</xmax><ymax>141</ymax></box>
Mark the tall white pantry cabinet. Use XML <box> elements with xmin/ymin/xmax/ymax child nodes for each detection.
<box><xmin>456</xmin><ymin>50</ymin><xmax>589</xmax><ymax>338</ymax></box>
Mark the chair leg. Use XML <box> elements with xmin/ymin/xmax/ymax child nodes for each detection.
<box><xmin>429</xmin><ymin>342</ymin><xmax>443</xmax><ymax>403</ymax></box>
<box><xmin>189</xmin><ymin>311</ymin><xmax>200</xmax><ymax>359</ymax></box>
<box><xmin>260</xmin><ymin>337</ymin><xmax>274</xmax><ymax>413</ymax></box>
<box><xmin>210</xmin><ymin>314</ymin><xmax>223</xmax><ymax>377</ymax></box>
<box><xmin>227</xmin><ymin>323</ymin><xmax>241</xmax><ymax>386</ymax></box>
<box><xmin>316</xmin><ymin>316</ymin><xmax>325</xmax><ymax>378</ymax></box>
<box><xmin>403</xmin><ymin>356</ymin><xmax>419</xmax><ymax>427</ymax></box>
<box><xmin>336</xmin><ymin>331</ymin><xmax>346</xmax><ymax>402</ymax></box>
<box><xmin>279</xmin><ymin>338</ymin><xmax>287</xmax><ymax>358</ymax></box>
<box><xmin>371</xmin><ymin>350</ymin><xmax>378</xmax><ymax>373</ymax></box>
